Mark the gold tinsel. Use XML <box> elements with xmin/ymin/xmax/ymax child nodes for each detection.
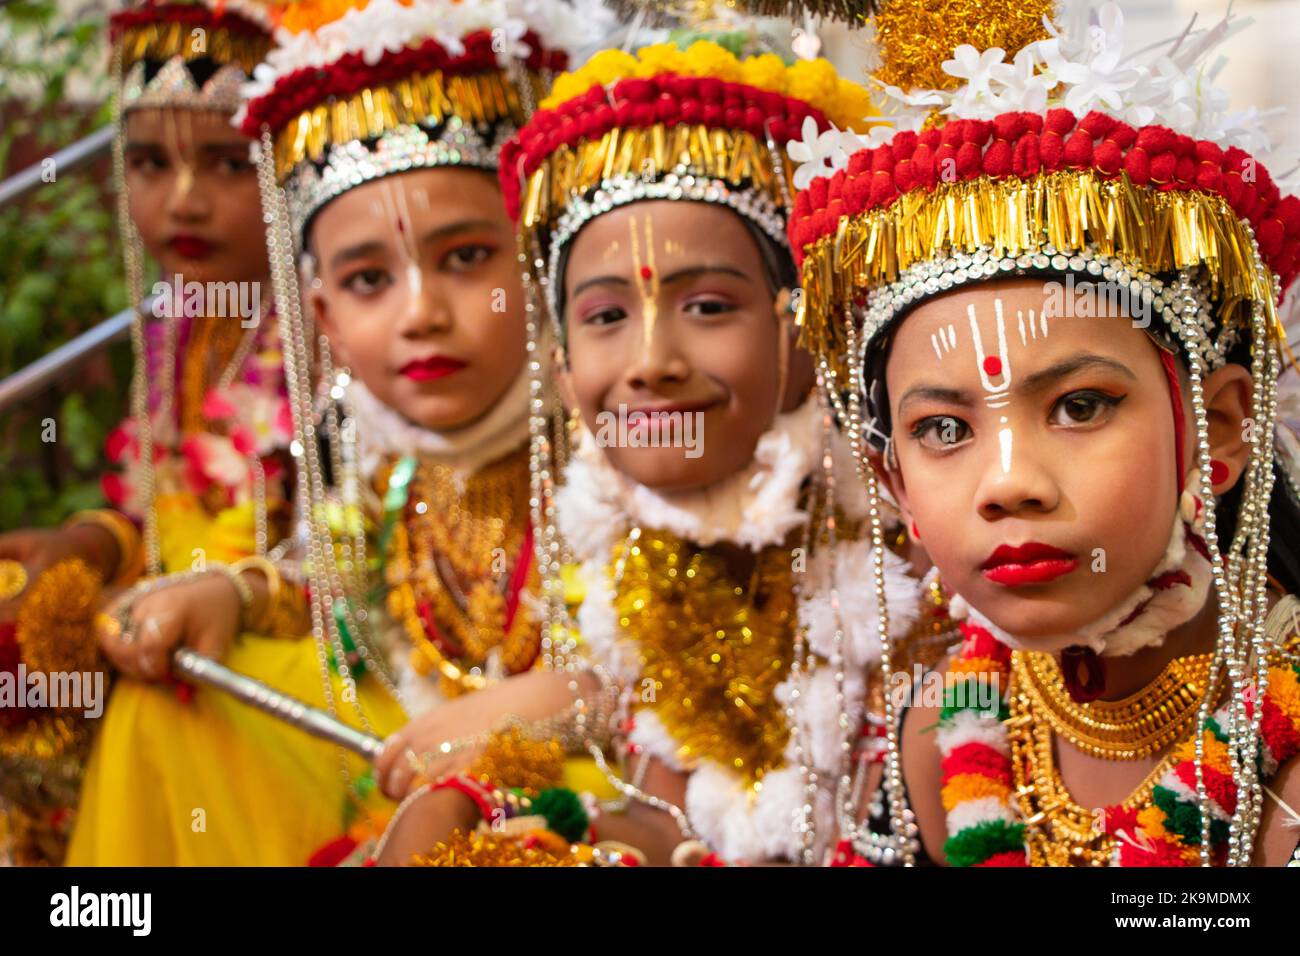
<box><xmin>15</xmin><ymin>558</ymin><xmax>103</xmax><ymax>676</ymax></box>
<box><xmin>273</xmin><ymin>70</ymin><xmax>541</xmax><ymax>181</ymax></box>
<box><xmin>2</xmin><ymin>559</ymin><xmax>104</xmax><ymax>809</ymax></box>
<box><xmin>873</xmin><ymin>0</ymin><xmax>1055</xmax><ymax>93</ymax></box>
<box><xmin>796</xmin><ymin>169</ymin><xmax>1281</xmax><ymax>380</ymax></box>
<box><xmin>410</xmin><ymin>827</ymin><xmax>580</xmax><ymax>866</ymax></box>
<box><xmin>467</xmin><ymin>724</ymin><xmax>566</xmax><ymax>794</ymax></box>
<box><xmin>613</xmin><ymin>529</ymin><xmax>797</xmax><ymax>784</ymax></box>
<box><xmin>116</xmin><ymin>21</ymin><xmax>271</xmax><ymax>77</ymax></box>
<box><xmin>522</xmin><ymin>123</ymin><xmax>791</xmax><ymax>243</ymax></box>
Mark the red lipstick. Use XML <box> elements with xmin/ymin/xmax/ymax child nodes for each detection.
<box><xmin>169</xmin><ymin>234</ymin><xmax>214</xmax><ymax>260</ymax></box>
<box><xmin>399</xmin><ymin>355</ymin><xmax>465</xmax><ymax>382</ymax></box>
<box><xmin>981</xmin><ymin>542</ymin><xmax>1078</xmax><ymax>587</ymax></box>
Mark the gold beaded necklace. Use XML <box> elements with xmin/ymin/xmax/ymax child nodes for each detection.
<box><xmin>1012</xmin><ymin>648</ymin><xmax>1218</xmax><ymax>760</ymax></box>
<box><xmin>382</xmin><ymin>448</ymin><xmax>540</xmax><ymax>697</ymax></box>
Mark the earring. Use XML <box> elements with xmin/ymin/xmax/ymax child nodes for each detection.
<box><xmin>773</xmin><ymin>288</ymin><xmax>794</xmax><ymax>318</ymax></box>
<box><xmin>910</xmin><ymin>520</ymin><xmax>921</xmax><ymax>542</ymax></box>
<box><xmin>1209</xmin><ymin>459</ymin><xmax>1229</xmax><ymax>486</ymax></box>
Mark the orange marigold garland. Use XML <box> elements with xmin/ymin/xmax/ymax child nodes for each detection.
<box><xmin>1</xmin><ymin>558</ymin><xmax>107</xmax><ymax>864</ymax></box>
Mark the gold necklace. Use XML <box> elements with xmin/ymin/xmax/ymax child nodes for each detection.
<box><xmin>382</xmin><ymin>449</ymin><xmax>539</xmax><ymax>697</ymax></box>
<box><xmin>1008</xmin><ymin>695</ymin><xmax>1176</xmax><ymax>865</ymax></box>
<box><xmin>612</xmin><ymin>527</ymin><xmax>798</xmax><ymax>785</ymax></box>
<box><xmin>1006</xmin><ymin>658</ymin><xmax>1189</xmax><ymax>866</ymax></box>
<box><xmin>1012</xmin><ymin>648</ymin><xmax>1218</xmax><ymax>760</ymax></box>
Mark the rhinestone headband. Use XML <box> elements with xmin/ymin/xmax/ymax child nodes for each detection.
<box><xmin>846</xmin><ymin>243</ymin><xmax>1227</xmax><ymax>452</ymax></box>
<box><xmin>121</xmin><ymin>56</ymin><xmax>248</xmax><ymax>113</ymax></box>
<box><xmin>541</xmin><ymin>168</ymin><xmax>788</xmax><ymax>328</ymax></box>
<box><xmin>284</xmin><ymin>116</ymin><xmax>515</xmax><ymax>245</ymax></box>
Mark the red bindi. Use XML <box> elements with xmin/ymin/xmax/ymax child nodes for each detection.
<box><xmin>983</xmin><ymin>356</ymin><xmax>1002</xmax><ymax>377</ymax></box>
<box><xmin>639</xmin><ymin>266</ymin><xmax>653</xmax><ymax>281</ymax></box>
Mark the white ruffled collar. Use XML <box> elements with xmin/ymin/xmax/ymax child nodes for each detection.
<box><xmin>556</xmin><ymin>396</ymin><xmax>840</xmax><ymax>560</ymax></box>
<box><xmin>344</xmin><ymin>362</ymin><xmax>531</xmax><ymax>479</ymax></box>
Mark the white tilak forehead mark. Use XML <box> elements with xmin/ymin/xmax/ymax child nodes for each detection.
<box><xmin>930</xmin><ymin>324</ymin><xmax>959</xmax><ymax>362</ymax></box>
<box><xmin>969</xmin><ymin>300</ymin><xmax>1013</xmax><ymax>409</ymax></box>
<box><xmin>999</xmin><ymin>426</ymin><xmax>1013</xmax><ymax>474</ymax></box>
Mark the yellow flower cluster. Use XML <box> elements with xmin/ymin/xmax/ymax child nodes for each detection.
<box><xmin>542</xmin><ymin>40</ymin><xmax>875</xmax><ymax>132</ymax></box>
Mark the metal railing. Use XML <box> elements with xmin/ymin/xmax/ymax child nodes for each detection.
<box><xmin>0</xmin><ymin>124</ymin><xmax>113</xmax><ymax>208</ymax></box>
<box><xmin>0</xmin><ymin>125</ymin><xmax>120</xmax><ymax>414</ymax></box>
<box><xmin>0</xmin><ymin>306</ymin><xmax>134</xmax><ymax>412</ymax></box>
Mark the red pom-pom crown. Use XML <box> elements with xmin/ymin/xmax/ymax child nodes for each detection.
<box><xmin>241</xmin><ymin>30</ymin><xmax>569</xmax><ymax>138</ymax></box>
<box><xmin>497</xmin><ymin>72</ymin><xmax>832</xmax><ymax>226</ymax></box>
<box><xmin>787</xmin><ymin>109</ymin><xmax>1299</xmax><ymax>297</ymax></box>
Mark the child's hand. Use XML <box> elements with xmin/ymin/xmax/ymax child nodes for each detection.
<box><xmin>374</xmin><ymin>786</ymin><xmax>479</xmax><ymax>866</ymax></box>
<box><xmin>0</xmin><ymin>525</ymin><xmax>118</xmax><ymax>619</ymax></box>
<box><xmin>96</xmin><ymin>573</ymin><xmax>243</xmax><ymax>681</ymax></box>
<box><xmin>375</xmin><ymin>704</ymin><xmax>485</xmax><ymax>800</ymax></box>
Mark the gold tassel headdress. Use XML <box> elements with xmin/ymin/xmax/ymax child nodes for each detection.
<box><xmin>112</xmin><ymin>0</ymin><xmax>274</xmax><ymax>114</ymax></box>
<box><xmin>237</xmin><ymin>0</ymin><xmax>616</xmax><ymax>243</ymax></box>
<box><xmin>240</xmin><ymin>0</ymin><xmax>616</xmax><ymax>736</ymax></box>
<box><xmin>501</xmin><ymin>35</ymin><xmax>876</xmax><ymax>335</ymax></box>
<box><xmin>789</xmin><ymin>0</ymin><xmax>1300</xmax><ymax>866</ymax></box>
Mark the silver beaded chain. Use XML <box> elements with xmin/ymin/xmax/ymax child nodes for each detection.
<box><xmin>256</xmin><ymin>128</ymin><xmax>405</xmax><ymax>758</ymax></box>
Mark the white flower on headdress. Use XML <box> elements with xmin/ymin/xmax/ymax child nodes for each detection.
<box><xmin>1034</xmin><ymin>4</ymin><xmax>1141</xmax><ymax>116</ymax></box>
<box><xmin>943</xmin><ymin>45</ymin><xmax>1048</xmax><ymax>120</ymax></box>
<box><xmin>318</xmin><ymin>0</ymin><xmax>417</xmax><ymax>66</ymax></box>
<box><xmin>243</xmin><ymin>0</ymin><xmax>618</xmax><ymax>108</ymax></box>
<box><xmin>942</xmin><ymin>45</ymin><xmax>1007</xmax><ymax>101</ymax></box>
<box><xmin>787</xmin><ymin>116</ymin><xmax>859</xmax><ymax>190</ymax></box>
<box><xmin>988</xmin><ymin>47</ymin><xmax>1052</xmax><ymax>115</ymax></box>
<box><xmin>877</xmin><ymin>84</ymin><xmax>941</xmax><ymax>133</ymax></box>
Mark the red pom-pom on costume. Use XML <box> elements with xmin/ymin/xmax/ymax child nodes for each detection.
<box><xmin>975</xmin><ymin>850</ymin><xmax>1029</xmax><ymax>867</ymax></box>
<box><xmin>1013</xmin><ymin>133</ymin><xmax>1041</xmax><ymax>178</ymax></box>
<box><xmin>308</xmin><ymin>835</ymin><xmax>359</xmax><ymax>868</ymax></box>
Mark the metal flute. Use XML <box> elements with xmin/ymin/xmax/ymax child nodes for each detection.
<box><xmin>171</xmin><ymin>648</ymin><xmax>384</xmax><ymax>759</ymax></box>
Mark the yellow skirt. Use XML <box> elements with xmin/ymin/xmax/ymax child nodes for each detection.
<box><xmin>66</xmin><ymin>634</ymin><xmax>404</xmax><ymax>866</ymax></box>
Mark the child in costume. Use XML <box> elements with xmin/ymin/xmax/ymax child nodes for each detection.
<box><xmin>789</xmin><ymin>0</ymin><xmax>1300</xmax><ymax>865</ymax></box>
<box><xmin>0</xmin><ymin>0</ymin><xmax>298</xmax><ymax>866</ymax></box>
<box><xmin>366</xmin><ymin>25</ymin><xmax>943</xmax><ymax>867</ymax></box>
<box><xmin>231</xmin><ymin>0</ymin><xmax>615</xmax><ymax>864</ymax></box>
<box><xmin>65</xmin><ymin>0</ymin><xmax>414</xmax><ymax>867</ymax></box>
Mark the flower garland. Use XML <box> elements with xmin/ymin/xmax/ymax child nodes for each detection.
<box><xmin>935</xmin><ymin>620</ymin><xmax>1026</xmax><ymax>867</ymax></box>
<box><xmin>540</xmin><ymin>40</ymin><xmax>875</xmax><ymax>132</ymax></box>
<box><xmin>240</xmin><ymin>0</ymin><xmax>614</xmax><ymax>118</ymax></box>
<box><xmin>938</xmin><ymin>618</ymin><xmax>1300</xmax><ymax>866</ymax></box>
<box><xmin>101</xmin><ymin>308</ymin><xmax>293</xmax><ymax>532</ymax></box>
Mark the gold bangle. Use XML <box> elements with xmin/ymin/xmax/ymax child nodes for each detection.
<box><xmin>63</xmin><ymin>509</ymin><xmax>144</xmax><ymax>586</ymax></box>
<box><xmin>229</xmin><ymin>555</ymin><xmax>282</xmax><ymax>606</ymax></box>
<box><xmin>232</xmin><ymin>556</ymin><xmax>307</xmax><ymax>637</ymax></box>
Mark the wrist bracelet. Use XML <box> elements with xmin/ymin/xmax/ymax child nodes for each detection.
<box><xmin>230</xmin><ymin>555</ymin><xmax>281</xmax><ymax>605</ymax></box>
<box><xmin>64</xmin><ymin>509</ymin><xmax>144</xmax><ymax>587</ymax></box>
